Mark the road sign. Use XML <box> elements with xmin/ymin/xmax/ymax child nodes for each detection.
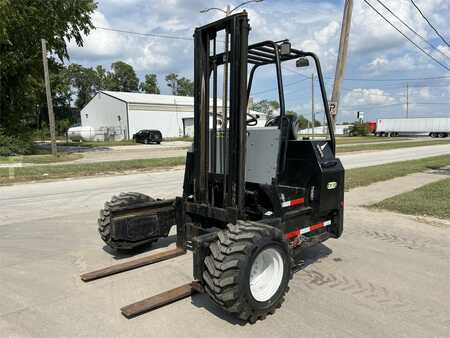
<box><xmin>329</xmin><ymin>101</ymin><xmax>337</xmax><ymax>116</ymax></box>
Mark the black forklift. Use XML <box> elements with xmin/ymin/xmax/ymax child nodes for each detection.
<box><xmin>82</xmin><ymin>12</ymin><xmax>344</xmax><ymax>323</ymax></box>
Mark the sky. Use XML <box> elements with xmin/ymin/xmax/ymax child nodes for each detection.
<box><xmin>67</xmin><ymin>0</ymin><xmax>450</xmax><ymax>123</ymax></box>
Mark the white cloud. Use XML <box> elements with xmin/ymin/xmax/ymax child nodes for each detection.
<box><xmin>64</xmin><ymin>0</ymin><xmax>450</xmax><ymax>113</ymax></box>
<box><xmin>68</xmin><ymin>11</ymin><xmax>125</xmax><ymax>60</ymax></box>
<box><xmin>343</xmin><ymin>88</ymin><xmax>398</xmax><ymax>107</ymax></box>
<box><xmin>366</xmin><ymin>54</ymin><xmax>417</xmax><ymax>73</ymax></box>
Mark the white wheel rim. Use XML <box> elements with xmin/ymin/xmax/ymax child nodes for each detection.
<box><xmin>249</xmin><ymin>247</ymin><xmax>284</xmax><ymax>302</ymax></box>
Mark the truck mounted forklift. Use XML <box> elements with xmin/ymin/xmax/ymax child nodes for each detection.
<box><xmin>81</xmin><ymin>12</ymin><xmax>344</xmax><ymax>323</ymax></box>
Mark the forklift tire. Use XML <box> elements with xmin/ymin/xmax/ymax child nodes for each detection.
<box><xmin>203</xmin><ymin>221</ymin><xmax>292</xmax><ymax>323</ymax></box>
<box><xmin>98</xmin><ymin>192</ymin><xmax>155</xmax><ymax>250</ymax></box>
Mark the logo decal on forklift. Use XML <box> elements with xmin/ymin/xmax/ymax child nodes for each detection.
<box><xmin>327</xmin><ymin>181</ymin><xmax>337</xmax><ymax>190</ymax></box>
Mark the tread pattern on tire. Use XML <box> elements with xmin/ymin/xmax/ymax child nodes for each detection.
<box><xmin>98</xmin><ymin>192</ymin><xmax>154</xmax><ymax>250</ymax></box>
<box><xmin>203</xmin><ymin>220</ymin><xmax>292</xmax><ymax>323</ymax></box>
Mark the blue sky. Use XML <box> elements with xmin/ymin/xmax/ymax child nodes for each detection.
<box><xmin>67</xmin><ymin>0</ymin><xmax>450</xmax><ymax>122</ymax></box>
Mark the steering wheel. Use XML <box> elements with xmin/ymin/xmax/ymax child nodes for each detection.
<box><xmin>221</xmin><ymin>113</ymin><xmax>258</xmax><ymax>126</ymax></box>
<box><xmin>246</xmin><ymin>112</ymin><xmax>258</xmax><ymax>126</ymax></box>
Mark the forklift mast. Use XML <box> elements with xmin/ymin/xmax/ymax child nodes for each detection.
<box><xmin>190</xmin><ymin>11</ymin><xmax>336</xmax><ymax>217</ymax></box>
<box><xmin>193</xmin><ymin>13</ymin><xmax>249</xmax><ymax>215</ymax></box>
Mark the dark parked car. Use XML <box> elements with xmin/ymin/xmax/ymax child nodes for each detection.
<box><xmin>133</xmin><ymin>129</ymin><xmax>162</xmax><ymax>144</ymax></box>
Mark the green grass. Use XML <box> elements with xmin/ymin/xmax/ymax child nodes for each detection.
<box><xmin>345</xmin><ymin>154</ymin><xmax>450</xmax><ymax>190</ymax></box>
<box><xmin>0</xmin><ymin>157</ymin><xmax>186</xmax><ymax>185</ymax></box>
<box><xmin>335</xmin><ymin>136</ymin><xmax>410</xmax><ymax>145</ymax></box>
<box><xmin>0</xmin><ymin>153</ymin><xmax>83</xmax><ymax>164</ymax></box>
<box><xmin>59</xmin><ymin>137</ymin><xmax>192</xmax><ymax>148</ymax></box>
<box><xmin>338</xmin><ymin>139</ymin><xmax>450</xmax><ymax>153</ymax></box>
<box><xmin>58</xmin><ymin>140</ymin><xmax>136</xmax><ymax>147</ymax></box>
<box><xmin>2</xmin><ymin>151</ymin><xmax>450</xmax><ymax>190</ymax></box>
<box><xmin>371</xmin><ymin>177</ymin><xmax>450</xmax><ymax>220</ymax></box>
<box><xmin>163</xmin><ymin>136</ymin><xmax>193</xmax><ymax>142</ymax></box>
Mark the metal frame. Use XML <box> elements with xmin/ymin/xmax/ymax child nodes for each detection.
<box><xmin>193</xmin><ymin>12</ymin><xmax>249</xmax><ymax>216</ymax></box>
<box><xmin>81</xmin><ymin>11</ymin><xmax>344</xmax><ymax>320</ymax></box>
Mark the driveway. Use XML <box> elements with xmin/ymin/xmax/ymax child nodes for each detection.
<box><xmin>0</xmin><ymin>169</ymin><xmax>449</xmax><ymax>337</ymax></box>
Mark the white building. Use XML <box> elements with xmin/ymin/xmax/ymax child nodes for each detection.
<box><xmin>299</xmin><ymin>124</ymin><xmax>352</xmax><ymax>136</ymax></box>
<box><xmin>80</xmin><ymin>91</ymin><xmax>267</xmax><ymax>141</ymax></box>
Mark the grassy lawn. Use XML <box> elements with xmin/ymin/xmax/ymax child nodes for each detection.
<box><xmin>338</xmin><ymin>139</ymin><xmax>450</xmax><ymax>153</ymax></box>
<box><xmin>0</xmin><ymin>157</ymin><xmax>186</xmax><ymax>185</ymax></box>
<box><xmin>2</xmin><ymin>151</ymin><xmax>450</xmax><ymax>189</ymax></box>
<box><xmin>58</xmin><ymin>137</ymin><xmax>192</xmax><ymax>148</ymax></box>
<box><xmin>345</xmin><ymin>154</ymin><xmax>450</xmax><ymax>190</ymax></box>
<box><xmin>58</xmin><ymin>140</ymin><xmax>136</xmax><ymax>147</ymax></box>
<box><xmin>0</xmin><ymin>153</ymin><xmax>83</xmax><ymax>164</ymax></box>
<box><xmin>335</xmin><ymin>136</ymin><xmax>410</xmax><ymax>145</ymax></box>
<box><xmin>371</xmin><ymin>177</ymin><xmax>450</xmax><ymax>220</ymax></box>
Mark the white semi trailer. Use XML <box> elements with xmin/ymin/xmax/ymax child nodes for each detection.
<box><xmin>375</xmin><ymin>117</ymin><xmax>450</xmax><ymax>138</ymax></box>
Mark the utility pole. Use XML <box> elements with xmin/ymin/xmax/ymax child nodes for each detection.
<box><xmin>41</xmin><ymin>39</ymin><xmax>57</xmax><ymax>156</ymax></box>
<box><xmin>311</xmin><ymin>73</ymin><xmax>315</xmax><ymax>138</ymax></box>
<box><xmin>330</xmin><ymin>0</ymin><xmax>353</xmax><ymax>130</ymax></box>
<box><xmin>406</xmin><ymin>83</ymin><xmax>409</xmax><ymax>118</ymax></box>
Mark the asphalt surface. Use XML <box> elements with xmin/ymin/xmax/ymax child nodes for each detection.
<box><xmin>1</xmin><ymin>161</ymin><xmax>450</xmax><ymax>336</ymax></box>
<box><xmin>75</xmin><ymin>141</ymin><xmax>450</xmax><ymax>168</ymax></box>
<box><xmin>340</xmin><ymin>143</ymin><xmax>450</xmax><ymax>169</ymax></box>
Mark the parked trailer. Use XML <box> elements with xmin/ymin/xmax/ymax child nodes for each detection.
<box><xmin>375</xmin><ymin>118</ymin><xmax>450</xmax><ymax>138</ymax></box>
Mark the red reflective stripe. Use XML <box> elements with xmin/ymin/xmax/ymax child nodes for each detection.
<box><xmin>309</xmin><ymin>223</ymin><xmax>324</xmax><ymax>232</ymax></box>
<box><xmin>286</xmin><ymin>229</ymin><xmax>300</xmax><ymax>239</ymax></box>
<box><xmin>290</xmin><ymin>197</ymin><xmax>305</xmax><ymax>206</ymax></box>
<box><xmin>286</xmin><ymin>220</ymin><xmax>331</xmax><ymax>240</ymax></box>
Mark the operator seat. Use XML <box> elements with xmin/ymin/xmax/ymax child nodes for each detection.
<box><xmin>265</xmin><ymin>115</ymin><xmax>299</xmax><ymax>140</ymax></box>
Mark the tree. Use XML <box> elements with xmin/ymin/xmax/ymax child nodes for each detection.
<box><xmin>250</xmin><ymin>100</ymin><xmax>279</xmax><ymax>119</ymax></box>
<box><xmin>297</xmin><ymin>115</ymin><xmax>311</xmax><ymax>129</ymax></box>
<box><xmin>348</xmin><ymin>121</ymin><xmax>369</xmax><ymax>136</ymax></box>
<box><xmin>0</xmin><ymin>0</ymin><xmax>96</xmax><ymax>136</ymax></box>
<box><xmin>139</xmin><ymin>73</ymin><xmax>160</xmax><ymax>94</ymax></box>
<box><xmin>165</xmin><ymin>73</ymin><xmax>194</xmax><ymax>96</ymax></box>
<box><xmin>286</xmin><ymin>110</ymin><xmax>298</xmax><ymax>119</ymax></box>
<box><xmin>177</xmin><ymin>77</ymin><xmax>194</xmax><ymax>96</ymax></box>
<box><xmin>107</xmin><ymin>61</ymin><xmax>139</xmax><ymax>92</ymax></box>
<box><xmin>67</xmin><ymin>64</ymin><xmax>99</xmax><ymax>110</ymax></box>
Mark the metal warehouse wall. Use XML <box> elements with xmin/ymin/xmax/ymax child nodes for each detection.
<box><xmin>81</xmin><ymin>93</ymin><xmax>128</xmax><ymax>140</ymax></box>
<box><xmin>127</xmin><ymin>104</ymin><xmax>193</xmax><ymax>138</ymax></box>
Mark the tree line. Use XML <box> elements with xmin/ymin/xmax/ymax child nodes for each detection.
<box><xmin>59</xmin><ymin>61</ymin><xmax>193</xmax><ymax>111</ymax></box>
<box><xmin>0</xmin><ymin>0</ymin><xmax>195</xmax><ymax>151</ymax></box>
<box><xmin>250</xmin><ymin>100</ymin><xmax>321</xmax><ymax>129</ymax></box>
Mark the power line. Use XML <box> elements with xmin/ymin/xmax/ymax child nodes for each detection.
<box><xmin>411</xmin><ymin>102</ymin><xmax>450</xmax><ymax>105</ymax></box>
<box><xmin>409</xmin><ymin>0</ymin><xmax>450</xmax><ymax>48</ymax></box>
<box><xmin>341</xmin><ymin>102</ymin><xmax>404</xmax><ymax>109</ymax></box>
<box><xmin>340</xmin><ymin>87</ymin><xmax>406</xmax><ymax>97</ymax></box>
<box><xmin>374</xmin><ymin>0</ymin><xmax>450</xmax><ymax>61</ymax></box>
<box><xmin>362</xmin><ymin>0</ymin><xmax>450</xmax><ymax>71</ymax></box>
<box><xmin>324</xmin><ymin>74</ymin><xmax>450</xmax><ymax>82</ymax></box>
<box><xmin>96</xmin><ymin>24</ymin><xmax>450</xmax><ymax>82</ymax></box>
<box><xmin>252</xmin><ymin>78</ymin><xmax>308</xmax><ymax>95</ymax></box>
<box><xmin>95</xmin><ymin>26</ymin><xmax>193</xmax><ymax>41</ymax></box>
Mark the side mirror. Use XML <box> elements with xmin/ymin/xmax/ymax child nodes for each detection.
<box><xmin>280</xmin><ymin>41</ymin><xmax>291</xmax><ymax>55</ymax></box>
<box><xmin>296</xmin><ymin>57</ymin><xmax>309</xmax><ymax>68</ymax></box>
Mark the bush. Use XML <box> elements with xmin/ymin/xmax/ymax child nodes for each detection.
<box><xmin>348</xmin><ymin>121</ymin><xmax>370</xmax><ymax>136</ymax></box>
<box><xmin>0</xmin><ymin>129</ymin><xmax>36</xmax><ymax>156</ymax></box>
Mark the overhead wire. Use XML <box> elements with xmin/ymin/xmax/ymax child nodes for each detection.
<box><xmin>409</xmin><ymin>0</ymin><xmax>450</xmax><ymax>48</ymax></box>
<box><xmin>374</xmin><ymin>0</ymin><xmax>450</xmax><ymax>61</ymax></box>
<box><xmin>362</xmin><ymin>0</ymin><xmax>450</xmax><ymax>71</ymax></box>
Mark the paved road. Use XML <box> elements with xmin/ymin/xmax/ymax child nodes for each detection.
<box><xmin>0</xmin><ymin>168</ymin><xmax>449</xmax><ymax>337</ymax></box>
<box><xmin>340</xmin><ymin>143</ymin><xmax>450</xmax><ymax>169</ymax></box>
